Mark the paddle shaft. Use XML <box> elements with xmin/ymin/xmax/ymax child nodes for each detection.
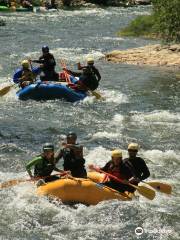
<box><xmin>91</xmin><ymin>166</ymin><xmax>156</xmax><ymax>200</ymax></box>
<box><xmin>0</xmin><ymin>171</ymin><xmax>69</xmax><ymax>189</ymax></box>
<box><xmin>92</xmin><ymin>167</ymin><xmax>138</xmax><ymax>189</ymax></box>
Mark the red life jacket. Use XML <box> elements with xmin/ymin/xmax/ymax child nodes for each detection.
<box><xmin>109</xmin><ymin>167</ymin><xmax>121</xmax><ymax>179</ymax></box>
<box><xmin>102</xmin><ymin>164</ymin><xmax>123</xmax><ymax>182</ymax></box>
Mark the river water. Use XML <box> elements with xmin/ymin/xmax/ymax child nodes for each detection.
<box><xmin>0</xmin><ymin>6</ymin><xmax>179</xmax><ymax>240</ymax></box>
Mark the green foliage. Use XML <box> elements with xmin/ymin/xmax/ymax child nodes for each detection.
<box><xmin>118</xmin><ymin>15</ymin><xmax>156</xmax><ymax>38</ymax></box>
<box><xmin>33</xmin><ymin>0</ymin><xmax>42</xmax><ymax>6</ymax></box>
<box><xmin>118</xmin><ymin>0</ymin><xmax>180</xmax><ymax>43</ymax></box>
<box><xmin>152</xmin><ymin>0</ymin><xmax>180</xmax><ymax>42</ymax></box>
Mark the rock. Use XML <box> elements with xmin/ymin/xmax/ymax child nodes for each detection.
<box><xmin>135</xmin><ymin>0</ymin><xmax>151</xmax><ymax>5</ymax></box>
<box><xmin>0</xmin><ymin>19</ymin><xmax>6</xmax><ymax>26</ymax></box>
<box><xmin>105</xmin><ymin>44</ymin><xmax>180</xmax><ymax>68</ymax></box>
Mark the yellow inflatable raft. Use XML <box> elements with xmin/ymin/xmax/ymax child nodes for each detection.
<box><xmin>37</xmin><ymin>172</ymin><xmax>133</xmax><ymax>205</ymax></box>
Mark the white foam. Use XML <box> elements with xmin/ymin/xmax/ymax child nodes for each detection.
<box><xmin>85</xmin><ymin>146</ymin><xmax>111</xmax><ymax>167</ymax></box>
<box><xmin>132</xmin><ymin>110</ymin><xmax>180</xmax><ymax>124</ymax></box>
<box><xmin>103</xmin><ymin>90</ymin><xmax>129</xmax><ymax>104</ymax></box>
<box><xmin>142</xmin><ymin>149</ymin><xmax>180</xmax><ymax>166</ymax></box>
<box><xmin>92</xmin><ymin>131</ymin><xmax>120</xmax><ymax>140</ymax></box>
<box><xmin>111</xmin><ymin>114</ymin><xmax>124</xmax><ymax>126</ymax></box>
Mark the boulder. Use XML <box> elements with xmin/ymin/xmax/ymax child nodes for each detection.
<box><xmin>105</xmin><ymin>44</ymin><xmax>180</xmax><ymax>68</ymax></box>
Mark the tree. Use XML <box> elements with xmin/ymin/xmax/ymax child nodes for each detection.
<box><xmin>152</xmin><ymin>0</ymin><xmax>180</xmax><ymax>42</ymax></box>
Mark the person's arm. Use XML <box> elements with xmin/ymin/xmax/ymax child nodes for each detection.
<box><xmin>31</xmin><ymin>56</ymin><xmax>44</xmax><ymax>64</ymax></box>
<box><xmin>93</xmin><ymin>66</ymin><xmax>101</xmax><ymax>81</ymax></box>
<box><xmin>31</xmin><ymin>59</ymin><xmax>44</xmax><ymax>64</ymax></box>
<box><xmin>54</xmin><ymin>148</ymin><xmax>63</xmax><ymax>163</ymax></box>
<box><xmin>13</xmin><ymin>68</ymin><xmax>23</xmax><ymax>83</ymax></box>
<box><xmin>64</xmin><ymin>69</ymin><xmax>81</xmax><ymax>77</ymax></box>
<box><xmin>25</xmin><ymin>156</ymin><xmax>41</xmax><ymax>178</ymax></box>
<box><xmin>53</xmin><ymin>166</ymin><xmax>64</xmax><ymax>173</ymax></box>
<box><xmin>88</xmin><ymin>161</ymin><xmax>110</xmax><ymax>174</ymax></box>
<box><xmin>139</xmin><ymin>158</ymin><xmax>150</xmax><ymax>180</ymax></box>
<box><xmin>77</xmin><ymin>62</ymin><xmax>84</xmax><ymax>70</ymax></box>
<box><xmin>100</xmin><ymin>161</ymin><xmax>111</xmax><ymax>172</ymax></box>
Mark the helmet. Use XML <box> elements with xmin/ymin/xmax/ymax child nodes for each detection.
<box><xmin>67</xmin><ymin>132</ymin><xmax>77</xmax><ymax>139</ymax></box>
<box><xmin>42</xmin><ymin>45</ymin><xmax>49</xmax><ymax>53</ymax></box>
<box><xmin>43</xmin><ymin>143</ymin><xmax>54</xmax><ymax>151</ymax></box>
<box><xmin>111</xmin><ymin>149</ymin><xmax>122</xmax><ymax>158</ymax></box>
<box><xmin>87</xmin><ymin>57</ymin><xmax>94</xmax><ymax>64</ymax></box>
<box><xmin>128</xmin><ymin>143</ymin><xmax>139</xmax><ymax>151</ymax></box>
<box><xmin>21</xmin><ymin>60</ymin><xmax>29</xmax><ymax>68</ymax></box>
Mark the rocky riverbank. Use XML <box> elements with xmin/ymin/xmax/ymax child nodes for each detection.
<box><xmin>105</xmin><ymin>44</ymin><xmax>180</xmax><ymax>68</ymax></box>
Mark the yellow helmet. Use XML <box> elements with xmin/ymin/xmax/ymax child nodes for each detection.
<box><xmin>87</xmin><ymin>57</ymin><xmax>94</xmax><ymax>64</ymax></box>
<box><xmin>111</xmin><ymin>149</ymin><xmax>122</xmax><ymax>158</ymax></box>
<box><xmin>128</xmin><ymin>143</ymin><xmax>139</xmax><ymax>151</ymax></box>
<box><xmin>21</xmin><ymin>60</ymin><xmax>29</xmax><ymax>68</ymax></box>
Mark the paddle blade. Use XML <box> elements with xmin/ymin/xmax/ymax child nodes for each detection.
<box><xmin>136</xmin><ymin>185</ymin><xmax>156</xmax><ymax>200</ymax></box>
<box><xmin>176</xmin><ymin>74</ymin><xmax>180</xmax><ymax>79</ymax></box>
<box><xmin>0</xmin><ymin>179</ymin><xmax>26</xmax><ymax>189</ymax></box>
<box><xmin>90</xmin><ymin>90</ymin><xmax>105</xmax><ymax>100</ymax></box>
<box><xmin>146</xmin><ymin>181</ymin><xmax>172</xmax><ymax>194</ymax></box>
<box><xmin>0</xmin><ymin>85</ymin><xmax>11</xmax><ymax>96</ymax></box>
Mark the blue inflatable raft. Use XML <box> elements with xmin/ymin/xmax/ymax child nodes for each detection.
<box><xmin>16</xmin><ymin>82</ymin><xmax>87</xmax><ymax>102</ymax></box>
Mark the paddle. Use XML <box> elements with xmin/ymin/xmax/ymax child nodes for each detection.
<box><xmin>0</xmin><ymin>84</ymin><xmax>12</xmax><ymax>97</ymax></box>
<box><xmin>176</xmin><ymin>74</ymin><xmax>180</xmax><ymax>79</ymax></box>
<box><xmin>142</xmin><ymin>181</ymin><xmax>172</xmax><ymax>194</ymax></box>
<box><xmin>0</xmin><ymin>171</ymin><xmax>69</xmax><ymax>189</ymax></box>
<box><xmin>60</xmin><ymin>59</ymin><xmax>104</xmax><ymax>100</ymax></box>
<box><xmin>90</xmin><ymin>166</ymin><xmax>156</xmax><ymax>200</ymax></box>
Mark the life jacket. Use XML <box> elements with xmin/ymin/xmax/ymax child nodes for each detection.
<box><xmin>21</xmin><ymin>69</ymin><xmax>34</xmax><ymax>81</ymax></box>
<box><xmin>80</xmin><ymin>66</ymin><xmax>99</xmax><ymax>91</ymax></box>
<box><xmin>34</xmin><ymin>155</ymin><xmax>55</xmax><ymax>177</ymax></box>
<box><xmin>19</xmin><ymin>69</ymin><xmax>35</xmax><ymax>88</ymax></box>
<box><xmin>107</xmin><ymin>163</ymin><xmax>124</xmax><ymax>180</ymax></box>
<box><xmin>61</xmin><ymin>146</ymin><xmax>86</xmax><ymax>177</ymax></box>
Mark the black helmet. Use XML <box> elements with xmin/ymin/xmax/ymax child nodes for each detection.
<box><xmin>67</xmin><ymin>132</ymin><xmax>77</xmax><ymax>139</ymax></box>
<box><xmin>43</xmin><ymin>143</ymin><xmax>54</xmax><ymax>151</ymax></box>
<box><xmin>42</xmin><ymin>45</ymin><xmax>49</xmax><ymax>53</ymax></box>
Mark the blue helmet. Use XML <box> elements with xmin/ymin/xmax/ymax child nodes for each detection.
<box><xmin>42</xmin><ymin>45</ymin><xmax>49</xmax><ymax>53</ymax></box>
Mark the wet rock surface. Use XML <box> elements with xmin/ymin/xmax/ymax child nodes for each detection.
<box><xmin>105</xmin><ymin>44</ymin><xmax>180</xmax><ymax>68</ymax></box>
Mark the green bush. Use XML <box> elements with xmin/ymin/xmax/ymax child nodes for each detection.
<box><xmin>33</xmin><ymin>0</ymin><xmax>42</xmax><ymax>6</ymax></box>
<box><xmin>118</xmin><ymin>15</ymin><xmax>156</xmax><ymax>38</ymax></box>
<box><xmin>118</xmin><ymin>0</ymin><xmax>180</xmax><ymax>43</ymax></box>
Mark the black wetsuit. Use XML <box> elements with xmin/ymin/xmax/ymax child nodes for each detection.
<box><xmin>123</xmin><ymin>157</ymin><xmax>150</xmax><ymax>181</ymax></box>
<box><xmin>69</xmin><ymin>65</ymin><xmax>101</xmax><ymax>91</ymax></box>
<box><xmin>101</xmin><ymin>157</ymin><xmax>150</xmax><ymax>193</ymax></box>
<box><xmin>32</xmin><ymin>53</ymin><xmax>59</xmax><ymax>81</ymax></box>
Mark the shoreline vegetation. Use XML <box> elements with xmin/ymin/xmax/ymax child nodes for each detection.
<box><xmin>55</xmin><ymin>0</ymin><xmax>151</xmax><ymax>8</ymax></box>
<box><xmin>0</xmin><ymin>0</ymin><xmax>151</xmax><ymax>9</ymax></box>
<box><xmin>107</xmin><ymin>0</ymin><xmax>180</xmax><ymax>68</ymax></box>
